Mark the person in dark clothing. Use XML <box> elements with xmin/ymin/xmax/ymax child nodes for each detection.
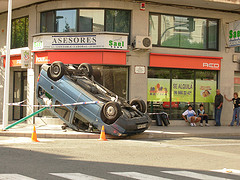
<box><xmin>197</xmin><ymin>104</ymin><xmax>209</xmax><ymax>127</ymax></box>
<box><xmin>224</xmin><ymin>92</ymin><xmax>240</xmax><ymax>126</ymax></box>
<box><xmin>215</xmin><ymin>89</ymin><xmax>223</xmax><ymax>126</ymax></box>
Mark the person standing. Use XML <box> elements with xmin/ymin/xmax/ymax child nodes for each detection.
<box><xmin>224</xmin><ymin>92</ymin><xmax>240</xmax><ymax>126</ymax></box>
<box><xmin>215</xmin><ymin>89</ymin><xmax>223</xmax><ymax>126</ymax></box>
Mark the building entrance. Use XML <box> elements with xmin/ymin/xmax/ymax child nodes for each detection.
<box><xmin>13</xmin><ymin>71</ymin><xmax>27</xmax><ymax>120</ymax></box>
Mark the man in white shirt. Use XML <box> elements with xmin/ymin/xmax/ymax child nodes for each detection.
<box><xmin>182</xmin><ymin>105</ymin><xmax>201</xmax><ymax>127</ymax></box>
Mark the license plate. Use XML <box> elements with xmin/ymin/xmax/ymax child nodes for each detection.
<box><xmin>137</xmin><ymin>123</ymin><xmax>147</xmax><ymax>129</ymax></box>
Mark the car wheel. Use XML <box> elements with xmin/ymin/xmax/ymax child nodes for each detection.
<box><xmin>130</xmin><ymin>99</ymin><xmax>146</xmax><ymax>113</ymax></box>
<box><xmin>47</xmin><ymin>61</ymin><xmax>65</xmax><ymax>81</ymax></box>
<box><xmin>101</xmin><ymin>101</ymin><xmax>122</xmax><ymax>124</ymax></box>
<box><xmin>78</xmin><ymin>63</ymin><xmax>93</xmax><ymax>78</ymax></box>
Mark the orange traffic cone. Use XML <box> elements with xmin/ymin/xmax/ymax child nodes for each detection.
<box><xmin>98</xmin><ymin>125</ymin><xmax>107</xmax><ymax>141</ymax></box>
<box><xmin>31</xmin><ymin>126</ymin><xmax>39</xmax><ymax>142</ymax></box>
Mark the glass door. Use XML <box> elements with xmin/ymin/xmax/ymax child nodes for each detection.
<box><xmin>13</xmin><ymin>71</ymin><xmax>27</xmax><ymax>120</ymax></box>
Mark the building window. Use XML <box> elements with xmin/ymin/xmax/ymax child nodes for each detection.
<box><xmin>235</xmin><ymin>46</ymin><xmax>240</xmax><ymax>53</ymax></box>
<box><xmin>234</xmin><ymin>72</ymin><xmax>240</xmax><ymax>95</ymax></box>
<box><xmin>149</xmin><ymin>14</ymin><xmax>218</xmax><ymax>50</ymax></box>
<box><xmin>56</xmin><ymin>9</ymin><xmax>77</xmax><ymax>32</ymax></box>
<box><xmin>11</xmin><ymin>16</ymin><xmax>29</xmax><ymax>49</ymax></box>
<box><xmin>79</xmin><ymin>9</ymin><xmax>104</xmax><ymax>32</ymax></box>
<box><xmin>41</xmin><ymin>9</ymin><xmax>131</xmax><ymax>35</ymax></box>
<box><xmin>106</xmin><ymin>10</ymin><xmax>131</xmax><ymax>33</ymax></box>
<box><xmin>148</xmin><ymin>68</ymin><xmax>217</xmax><ymax>120</ymax></box>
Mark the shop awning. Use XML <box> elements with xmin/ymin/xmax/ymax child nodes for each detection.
<box><xmin>33</xmin><ymin>49</ymin><xmax>128</xmax><ymax>65</ymax></box>
<box><xmin>1</xmin><ymin>54</ymin><xmax>21</xmax><ymax>67</ymax></box>
<box><xmin>1</xmin><ymin>49</ymin><xmax>128</xmax><ymax>67</ymax></box>
<box><xmin>149</xmin><ymin>53</ymin><xmax>222</xmax><ymax>70</ymax></box>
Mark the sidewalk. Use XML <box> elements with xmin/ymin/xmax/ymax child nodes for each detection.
<box><xmin>0</xmin><ymin>123</ymin><xmax>240</xmax><ymax>139</ymax></box>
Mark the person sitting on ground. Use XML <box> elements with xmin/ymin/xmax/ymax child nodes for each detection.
<box><xmin>197</xmin><ymin>104</ymin><xmax>209</xmax><ymax>127</ymax></box>
<box><xmin>182</xmin><ymin>105</ymin><xmax>201</xmax><ymax>127</ymax></box>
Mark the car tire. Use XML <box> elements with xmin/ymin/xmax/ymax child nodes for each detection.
<box><xmin>130</xmin><ymin>99</ymin><xmax>146</xmax><ymax>113</ymax></box>
<box><xmin>101</xmin><ymin>101</ymin><xmax>122</xmax><ymax>124</ymax></box>
<box><xmin>78</xmin><ymin>63</ymin><xmax>93</xmax><ymax>78</ymax></box>
<box><xmin>47</xmin><ymin>61</ymin><xmax>65</xmax><ymax>81</ymax></box>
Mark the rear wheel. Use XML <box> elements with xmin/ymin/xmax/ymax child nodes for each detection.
<box><xmin>47</xmin><ymin>61</ymin><xmax>65</xmax><ymax>81</ymax></box>
<box><xmin>78</xmin><ymin>63</ymin><xmax>93</xmax><ymax>78</ymax></box>
<box><xmin>130</xmin><ymin>99</ymin><xmax>146</xmax><ymax>113</ymax></box>
<box><xmin>101</xmin><ymin>101</ymin><xmax>122</xmax><ymax>125</ymax></box>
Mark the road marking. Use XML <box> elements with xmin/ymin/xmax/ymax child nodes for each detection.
<box><xmin>0</xmin><ymin>137</ymin><xmax>54</xmax><ymax>145</ymax></box>
<box><xmin>110</xmin><ymin>172</ymin><xmax>172</xmax><ymax>180</ymax></box>
<box><xmin>162</xmin><ymin>171</ymin><xmax>232</xmax><ymax>180</ymax></box>
<box><xmin>0</xmin><ymin>174</ymin><xmax>36</xmax><ymax>180</ymax></box>
<box><xmin>50</xmin><ymin>173</ymin><xmax>105</xmax><ymax>180</ymax></box>
<box><xmin>212</xmin><ymin>169</ymin><xmax>240</xmax><ymax>176</ymax></box>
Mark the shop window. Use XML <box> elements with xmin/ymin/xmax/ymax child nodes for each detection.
<box><xmin>147</xmin><ymin>68</ymin><xmax>170</xmax><ymax>116</ymax></box>
<box><xmin>147</xmin><ymin>68</ymin><xmax>218</xmax><ymax>120</ymax></box>
<box><xmin>171</xmin><ymin>69</ymin><xmax>194</xmax><ymax>119</ymax></box>
<box><xmin>79</xmin><ymin>10</ymin><xmax>104</xmax><ymax>32</ymax></box>
<box><xmin>195</xmin><ymin>70</ymin><xmax>217</xmax><ymax>120</ymax></box>
<box><xmin>92</xmin><ymin>66</ymin><xmax>129</xmax><ymax>99</ymax></box>
<box><xmin>11</xmin><ymin>16</ymin><xmax>29</xmax><ymax>49</ymax></box>
<box><xmin>149</xmin><ymin>14</ymin><xmax>218</xmax><ymax>50</ymax></box>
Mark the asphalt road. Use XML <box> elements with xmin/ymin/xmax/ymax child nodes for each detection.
<box><xmin>0</xmin><ymin>136</ymin><xmax>240</xmax><ymax>179</ymax></box>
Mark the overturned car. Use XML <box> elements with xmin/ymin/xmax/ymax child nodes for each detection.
<box><xmin>36</xmin><ymin>62</ymin><xmax>151</xmax><ymax>136</ymax></box>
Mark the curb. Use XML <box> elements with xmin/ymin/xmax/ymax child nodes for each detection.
<box><xmin>1</xmin><ymin>130</ymin><xmax>240</xmax><ymax>140</ymax></box>
<box><xmin>128</xmin><ymin>132</ymin><xmax>240</xmax><ymax>139</ymax></box>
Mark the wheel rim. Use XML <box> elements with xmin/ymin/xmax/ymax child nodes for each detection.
<box><xmin>106</xmin><ymin>106</ymin><xmax>116</xmax><ymax>117</ymax></box>
<box><xmin>133</xmin><ymin>102</ymin><xmax>140</xmax><ymax>110</ymax></box>
<box><xmin>52</xmin><ymin>65</ymin><xmax>60</xmax><ymax>75</ymax></box>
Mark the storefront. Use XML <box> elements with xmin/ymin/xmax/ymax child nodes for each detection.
<box><xmin>147</xmin><ymin>53</ymin><xmax>222</xmax><ymax>120</ymax></box>
<box><xmin>32</xmin><ymin>33</ymin><xmax>129</xmax><ymax>119</ymax></box>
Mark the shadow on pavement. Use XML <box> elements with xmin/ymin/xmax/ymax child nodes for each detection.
<box><xmin>0</xmin><ymin>145</ymin><xmax>239</xmax><ymax>180</ymax></box>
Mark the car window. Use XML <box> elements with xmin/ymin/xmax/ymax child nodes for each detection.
<box><xmin>54</xmin><ymin>101</ymin><xmax>71</xmax><ymax>121</ymax></box>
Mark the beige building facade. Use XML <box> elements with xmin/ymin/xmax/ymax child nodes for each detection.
<box><xmin>0</xmin><ymin>0</ymin><xmax>240</xmax><ymax>126</ymax></box>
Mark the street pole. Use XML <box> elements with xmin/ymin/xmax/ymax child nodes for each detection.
<box><xmin>2</xmin><ymin>0</ymin><xmax>12</xmax><ymax>129</ymax></box>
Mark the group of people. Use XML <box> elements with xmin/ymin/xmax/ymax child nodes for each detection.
<box><xmin>182</xmin><ymin>89</ymin><xmax>240</xmax><ymax>127</ymax></box>
<box><xmin>182</xmin><ymin>104</ymin><xmax>209</xmax><ymax>127</ymax></box>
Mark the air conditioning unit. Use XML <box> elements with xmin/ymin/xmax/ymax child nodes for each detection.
<box><xmin>133</xmin><ymin>36</ymin><xmax>152</xmax><ymax>49</ymax></box>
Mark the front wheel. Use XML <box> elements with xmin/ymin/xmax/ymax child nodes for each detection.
<box><xmin>47</xmin><ymin>61</ymin><xmax>65</xmax><ymax>81</ymax></box>
<box><xmin>101</xmin><ymin>101</ymin><xmax>122</xmax><ymax>125</ymax></box>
